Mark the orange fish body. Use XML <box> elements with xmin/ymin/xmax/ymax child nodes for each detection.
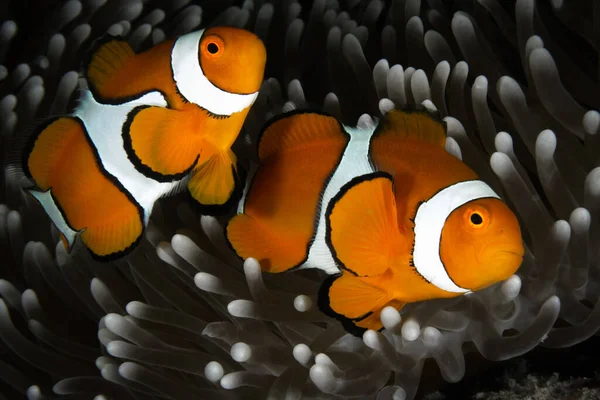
<box><xmin>23</xmin><ymin>27</ymin><xmax>266</xmax><ymax>259</ymax></box>
<box><xmin>226</xmin><ymin>108</ymin><xmax>524</xmax><ymax>335</ymax></box>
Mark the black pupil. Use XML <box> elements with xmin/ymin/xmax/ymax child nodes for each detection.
<box><xmin>207</xmin><ymin>43</ymin><xmax>219</xmax><ymax>54</ymax></box>
<box><xmin>470</xmin><ymin>213</ymin><xmax>483</xmax><ymax>225</ymax></box>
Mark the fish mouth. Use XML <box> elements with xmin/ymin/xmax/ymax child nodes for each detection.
<box><xmin>496</xmin><ymin>250</ymin><xmax>525</xmax><ymax>271</ymax></box>
<box><xmin>500</xmin><ymin>251</ymin><xmax>524</xmax><ymax>257</ymax></box>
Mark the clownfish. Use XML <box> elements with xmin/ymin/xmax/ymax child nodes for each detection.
<box><xmin>22</xmin><ymin>27</ymin><xmax>266</xmax><ymax>260</ymax></box>
<box><xmin>226</xmin><ymin>107</ymin><xmax>524</xmax><ymax>335</ymax></box>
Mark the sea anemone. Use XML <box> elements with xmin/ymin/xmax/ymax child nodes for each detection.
<box><xmin>1</xmin><ymin>0</ymin><xmax>599</xmax><ymax>399</ymax></box>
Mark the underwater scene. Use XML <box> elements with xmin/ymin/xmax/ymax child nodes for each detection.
<box><xmin>1</xmin><ymin>0</ymin><xmax>600</xmax><ymax>399</ymax></box>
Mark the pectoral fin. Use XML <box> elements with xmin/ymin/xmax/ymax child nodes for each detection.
<box><xmin>326</xmin><ymin>172</ymin><xmax>403</xmax><ymax>277</ymax></box>
<box><xmin>123</xmin><ymin>105</ymin><xmax>201</xmax><ymax>181</ymax></box>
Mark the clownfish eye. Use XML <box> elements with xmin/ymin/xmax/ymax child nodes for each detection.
<box><xmin>201</xmin><ymin>35</ymin><xmax>225</xmax><ymax>59</ymax></box>
<box><xmin>463</xmin><ymin>206</ymin><xmax>489</xmax><ymax>230</ymax></box>
<box><xmin>207</xmin><ymin>42</ymin><xmax>219</xmax><ymax>54</ymax></box>
<box><xmin>470</xmin><ymin>212</ymin><xmax>483</xmax><ymax>225</ymax></box>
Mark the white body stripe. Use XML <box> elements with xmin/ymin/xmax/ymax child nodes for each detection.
<box><xmin>28</xmin><ymin>188</ymin><xmax>78</xmax><ymax>249</ymax></box>
<box><xmin>305</xmin><ymin>125</ymin><xmax>378</xmax><ymax>274</ymax></box>
<box><xmin>171</xmin><ymin>30</ymin><xmax>259</xmax><ymax>116</ymax></box>
<box><xmin>412</xmin><ymin>180</ymin><xmax>501</xmax><ymax>293</ymax></box>
<box><xmin>74</xmin><ymin>90</ymin><xmax>180</xmax><ymax>224</ymax></box>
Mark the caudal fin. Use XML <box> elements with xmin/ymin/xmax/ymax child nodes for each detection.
<box><xmin>25</xmin><ymin>116</ymin><xmax>144</xmax><ymax>259</ymax></box>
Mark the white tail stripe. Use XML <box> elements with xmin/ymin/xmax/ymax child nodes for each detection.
<box><xmin>29</xmin><ymin>188</ymin><xmax>78</xmax><ymax>250</ymax></box>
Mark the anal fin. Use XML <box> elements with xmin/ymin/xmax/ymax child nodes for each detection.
<box><xmin>353</xmin><ymin>298</ymin><xmax>406</xmax><ymax>332</ymax></box>
<box><xmin>320</xmin><ymin>272</ymin><xmax>406</xmax><ymax>334</ymax></box>
<box><xmin>187</xmin><ymin>149</ymin><xmax>238</xmax><ymax>208</ymax></box>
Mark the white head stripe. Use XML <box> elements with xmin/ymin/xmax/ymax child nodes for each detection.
<box><xmin>412</xmin><ymin>180</ymin><xmax>501</xmax><ymax>293</ymax></box>
<box><xmin>171</xmin><ymin>29</ymin><xmax>259</xmax><ymax>116</ymax></box>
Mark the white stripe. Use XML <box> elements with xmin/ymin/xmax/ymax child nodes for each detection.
<box><xmin>171</xmin><ymin>30</ymin><xmax>259</xmax><ymax>116</ymax></box>
<box><xmin>74</xmin><ymin>90</ymin><xmax>180</xmax><ymax>225</ymax></box>
<box><xmin>237</xmin><ymin>162</ymin><xmax>258</xmax><ymax>214</ymax></box>
<box><xmin>303</xmin><ymin>125</ymin><xmax>376</xmax><ymax>275</ymax></box>
<box><xmin>412</xmin><ymin>180</ymin><xmax>500</xmax><ymax>293</ymax></box>
<box><xmin>29</xmin><ymin>188</ymin><xmax>78</xmax><ymax>250</ymax></box>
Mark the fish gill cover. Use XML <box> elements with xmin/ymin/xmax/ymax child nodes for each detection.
<box><xmin>0</xmin><ymin>0</ymin><xmax>599</xmax><ymax>399</ymax></box>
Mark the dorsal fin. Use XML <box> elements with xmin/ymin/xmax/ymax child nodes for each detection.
<box><xmin>86</xmin><ymin>35</ymin><xmax>135</xmax><ymax>93</ymax></box>
<box><xmin>257</xmin><ymin>110</ymin><xmax>348</xmax><ymax>162</ymax></box>
<box><xmin>376</xmin><ymin>106</ymin><xmax>446</xmax><ymax>147</ymax></box>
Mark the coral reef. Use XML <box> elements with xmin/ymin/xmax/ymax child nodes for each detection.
<box><xmin>0</xmin><ymin>0</ymin><xmax>599</xmax><ymax>399</ymax></box>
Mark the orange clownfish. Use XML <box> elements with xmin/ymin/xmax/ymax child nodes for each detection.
<box><xmin>22</xmin><ymin>27</ymin><xmax>266</xmax><ymax>260</ymax></box>
<box><xmin>226</xmin><ymin>107</ymin><xmax>525</xmax><ymax>335</ymax></box>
